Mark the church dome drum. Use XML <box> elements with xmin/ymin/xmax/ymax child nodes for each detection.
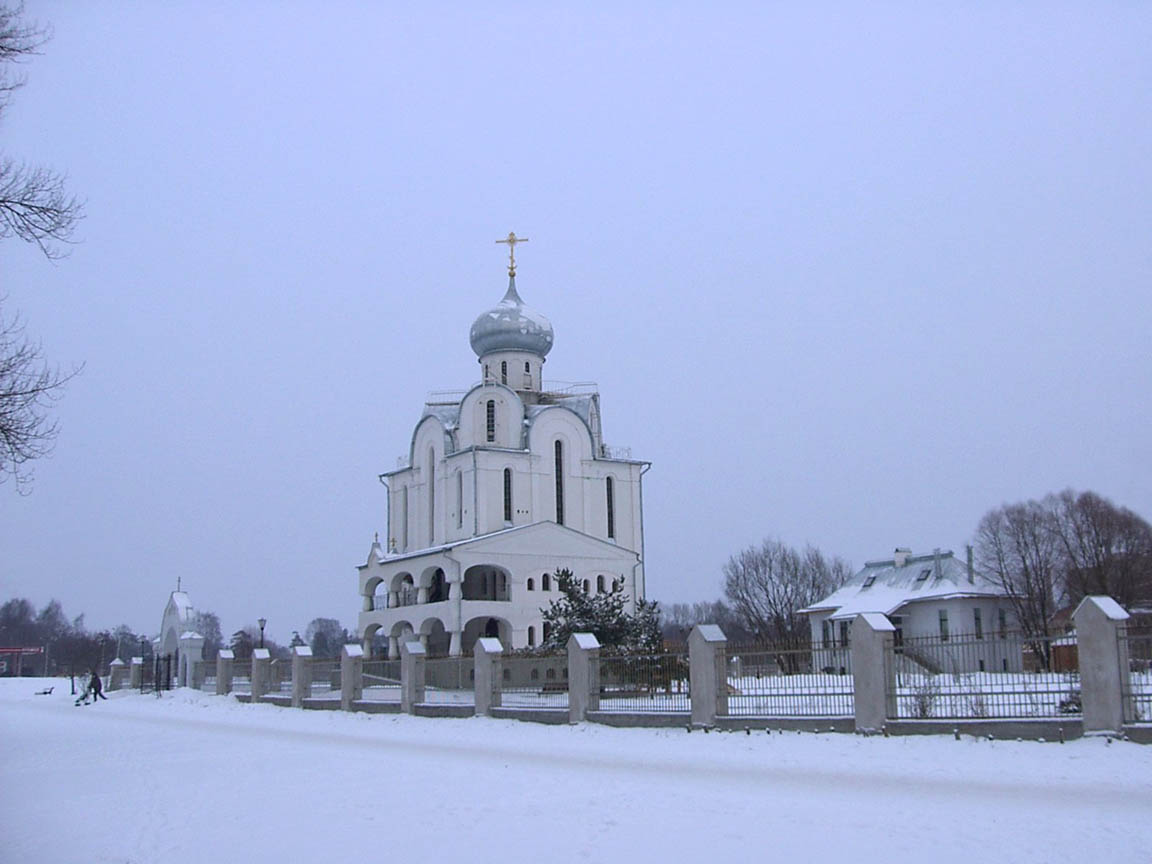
<box><xmin>469</xmin><ymin>277</ymin><xmax>554</xmax><ymax>359</ymax></box>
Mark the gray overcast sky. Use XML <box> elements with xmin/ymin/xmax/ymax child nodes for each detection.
<box><xmin>2</xmin><ymin>3</ymin><xmax>1149</xmax><ymax>644</ymax></box>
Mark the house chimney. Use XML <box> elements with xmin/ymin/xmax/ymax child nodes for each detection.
<box><xmin>933</xmin><ymin>547</ymin><xmax>942</xmax><ymax>577</ymax></box>
<box><xmin>966</xmin><ymin>545</ymin><xmax>974</xmax><ymax>584</ymax></box>
<box><xmin>893</xmin><ymin>547</ymin><xmax>911</xmax><ymax>568</ymax></box>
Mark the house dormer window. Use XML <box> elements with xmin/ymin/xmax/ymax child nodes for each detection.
<box><xmin>862</xmin><ymin>575</ymin><xmax>876</xmax><ymax>588</ymax></box>
<box><xmin>915</xmin><ymin>568</ymin><xmax>931</xmax><ymax>584</ymax></box>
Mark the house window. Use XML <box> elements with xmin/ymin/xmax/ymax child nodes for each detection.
<box><xmin>542</xmin><ymin>572</ymin><xmax>551</xmax><ymax>591</ymax></box>
<box><xmin>503</xmin><ymin>468</ymin><xmax>513</xmax><ymax>523</ymax></box>
<box><xmin>486</xmin><ymin>400</ymin><xmax>496</xmax><ymax>442</ymax></box>
<box><xmin>606</xmin><ymin>476</ymin><xmax>615</xmax><ymax>539</ymax></box>
<box><xmin>915</xmin><ymin>568</ymin><xmax>931</xmax><ymax>584</ymax></box>
<box><xmin>939</xmin><ymin>609</ymin><xmax>950</xmax><ymax>641</ymax></box>
<box><xmin>863</xmin><ymin>575</ymin><xmax>876</xmax><ymax>588</ymax></box>
<box><xmin>527</xmin><ymin>578</ymin><xmax>534</xmax><ymax>591</ymax></box>
<box><xmin>974</xmin><ymin>608</ymin><xmax>984</xmax><ymax>640</ymax></box>
<box><xmin>501</xmin><ymin>361</ymin><xmax>507</xmax><ymax>385</ymax></box>
<box><xmin>583</xmin><ymin>579</ymin><xmax>590</xmax><ymax>594</ymax></box>
<box><xmin>838</xmin><ymin>620</ymin><xmax>850</xmax><ymax>647</ymax></box>
<box><xmin>978</xmin><ymin>659</ymin><xmax>986</xmax><ymax>672</ymax></box>
<box><xmin>503</xmin><ymin>668</ymin><xmax>510</xmax><ymax>682</ymax></box>
<box><xmin>528</xmin><ymin>626</ymin><xmax>535</xmax><ymax>646</ymax></box>
<box><xmin>543</xmin><ymin>622</ymin><xmax>552</xmax><ymax>642</ymax></box>
<box><xmin>998</xmin><ymin>608</ymin><xmax>1008</xmax><ymax>639</ymax></box>
<box><xmin>554</xmin><ymin>440</ymin><xmax>564</xmax><ymax>525</ymax></box>
<box><xmin>822</xmin><ymin>620</ymin><xmax>832</xmax><ymax>647</ymax></box>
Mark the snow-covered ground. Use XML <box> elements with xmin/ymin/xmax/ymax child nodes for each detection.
<box><xmin>2</xmin><ymin>678</ymin><xmax>1150</xmax><ymax>864</ymax></box>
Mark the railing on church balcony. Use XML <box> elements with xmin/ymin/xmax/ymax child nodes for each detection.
<box><xmin>600</xmin><ymin>444</ymin><xmax>632</xmax><ymax>460</ymax></box>
<box><xmin>396</xmin><ymin>588</ymin><xmax>419</xmax><ymax>607</ymax></box>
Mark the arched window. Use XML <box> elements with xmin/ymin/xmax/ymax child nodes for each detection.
<box><xmin>597</xmin><ymin>575</ymin><xmax>605</xmax><ymax>594</ymax></box>
<box><xmin>543</xmin><ymin>622</ymin><xmax>552</xmax><ymax>642</ymax></box>
<box><xmin>427</xmin><ymin>447</ymin><xmax>435</xmax><ymax>544</ymax></box>
<box><xmin>546</xmin><ymin>667</ymin><xmax>556</xmax><ymax>681</ymax></box>
<box><xmin>582</xmin><ymin>579</ymin><xmax>590</xmax><ymax>594</ymax></box>
<box><xmin>606</xmin><ymin>476</ymin><xmax>615</xmax><ymax>539</ymax></box>
<box><xmin>501</xmin><ymin>361</ymin><xmax>507</xmax><ymax>385</ymax></box>
<box><xmin>524</xmin><ymin>361</ymin><xmax>530</xmax><ymax>373</ymax></box>
<box><xmin>503</xmin><ymin>467</ymin><xmax>513</xmax><ymax>523</ymax></box>
<box><xmin>554</xmin><ymin>440</ymin><xmax>564</xmax><ymax>525</ymax></box>
<box><xmin>486</xmin><ymin>400</ymin><xmax>496</xmax><ymax>443</ymax></box>
<box><xmin>542</xmin><ymin>572</ymin><xmax>551</xmax><ymax>591</ymax></box>
<box><xmin>401</xmin><ymin>486</ymin><xmax>409</xmax><ymax>550</ymax></box>
<box><xmin>456</xmin><ymin>470</ymin><xmax>463</xmax><ymax>529</ymax></box>
<box><xmin>531</xmin><ymin>668</ymin><xmax>539</xmax><ymax>681</ymax></box>
<box><xmin>527</xmin><ymin>578</ymin><xmax>535</xmax><ymax>591</ymax></box>
<box><xmin>528</xmin><ymin>626</ymin><xmax>535</xmax><ymax>646</ymax></box>
<box><xmin>483</xmin><ymin>363</ymin><xmax>490</xmax><ymax>382</ymax></box>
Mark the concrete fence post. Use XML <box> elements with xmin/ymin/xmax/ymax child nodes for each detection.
<box><xmin>129</xmin><ymin>657</ymin><xmax>143</xmax><ymax>689</ymax></box>
<box><xmin>251</xmin><ymin>648</ymin><xmax>271</xmax><ymax>701</ymax></box>
<box><xmin>291</xmin><ymin>646</ymin><xmax>313</xmax><ymax>708</ymax></box>
<box><xmin>474</xmin><ymin>637</ymin><xmax>503</xmax><ymax>716</ymax></box>
<box><xmin>341</xmin><ymin>644</ymin><xmax>364</xmax><ymax>710</ymax></box>
<box><xmin>107</xmin><ymin>658</ymin><xmax>127</xmax><ymax>692</ymax></box>
<box><xmin>400</xmin><ymin>640</ymin><xmax>426</xmax><ymax>713</ymax></box>
<box><xmin>216</xmin><ymin>649</ymin><xmax>234</xmax><ymax>695</ymax></box>
<box><xmin>851</xmin><ymin>613</ymin><xmax>896</xmax><ymax>733</ymax></box>
<box><xmin>689</xmin><ymin>624</ymin><xmax>728</xmax><ymax>727</ymax></box>
<box><xmin>1073</xmin><ymin>596</ymin><xmax>1131</xmax><ymax>733</ymax></box>
<box><xmin>567</xmin><ymin>633</ymin><xmax>601</xmax><ymax>723</ymax></box>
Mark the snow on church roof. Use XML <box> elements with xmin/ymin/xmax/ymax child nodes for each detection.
<box><xmin>800</xmin><ymin>550</ymin><xmax>1006</xmax><ymax>620</ymax></box>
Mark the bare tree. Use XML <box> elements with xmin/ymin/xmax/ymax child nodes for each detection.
<box><xmin>1048</xmin><ymin>489</ymin><xmax>1152</xmax><ymax>609</ymax></box>
<box><xmin>723</xmin><ymin>539</ymin><xmax>851</xmax><ymax>649</ymax></box>
<box><xmin>974</xmin><ymin>501</ymin><xmax>1061</xmax><ymax>648</ymax></box>
<box><xmin>0</xmin><ymin>4</ymin><xmax>83</xmax><ymax>488</ymax></box>
<box><xmin>0</xmin><ymin>307</ymin><xmax>78</xmax><ymax>487</ymax></box>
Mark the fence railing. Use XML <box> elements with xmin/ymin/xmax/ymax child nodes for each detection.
<box><xmin>724</xmin><ymin>644</ymin><xmax>854</xmax><ymax>717</ymax></box>
<box><xmin>598</xmin><ymin>652</ymin><xmax>690</xmax><ymax>713</ymax></box>
<box><xmin>361</xmin><ymin>659</ymin><xmax>401</xmax><ymax>702</ymax></box>
<box><xmin>1120</xmin><ymin>626</ymin><xmax>1152</xmax><ymax>724</ymax></box>
<box><xmin>309</xmin><ymin>659</ymin><xmax>341</xmax><ymax>695</ymax></box>
<box><xmin>267</xmin><ymin>660</ymin><xmax>293</xmax><ymax>694</ymax></box>
<box><xmin>499</xmin><ymin>654</ymin><xmax>569</xmax><ymax>709</ymax></box>
<box><xmin>424</xmin><ymin>657</ymin><xmax>474</xmax><ymax>705</ymax></box>
<box><xmin>886</xmin><ymin>631</ymin><xmax>1082</xmax><ymax>720</ymax></box>
<box><xmin>231</xmin><ymin>660</ymin><xmax>252</xmax><ymax>693</ymax></box>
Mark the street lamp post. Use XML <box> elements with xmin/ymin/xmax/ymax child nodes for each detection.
<box><xmin>258</xmin><ymin>618</ymin><xmax>266</xmax><ymax>650</ymax></box>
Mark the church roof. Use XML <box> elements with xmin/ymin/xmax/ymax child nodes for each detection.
<box><xmin>469</xmin><ymin>276</ymin><xmax>554</xmax><ymax>359</ymax></box>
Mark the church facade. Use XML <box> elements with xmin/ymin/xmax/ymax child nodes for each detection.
<box><xmin>357</xmin><ymin>237</ymin><xmax>649</xmax><ymax>657</ymax></box>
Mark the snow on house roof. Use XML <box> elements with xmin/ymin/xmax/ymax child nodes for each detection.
<box><xmin>800</xmin><ymin>550</ymin><xmax>1006</xmax><ymax>620</ymax></box>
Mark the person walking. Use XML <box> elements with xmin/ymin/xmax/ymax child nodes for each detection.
<box><xmin>89</xmin><ymin>668</ymin><xmax>107</xmax><ymax>702</ymax></box>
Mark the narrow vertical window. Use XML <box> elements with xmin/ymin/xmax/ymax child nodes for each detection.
<box><xmin>486</xmin><ymin>400</ymin><xmax>495</xmax><ymax>443</ymax></box>
<box><xmin>456</xmin><ymin>470</ymin><xmax>463</xmax><ymax>529</ymax></box>
<box><xmin>939</xmin><ymin>609</ymin><xmax>950</xmax><ymax>641</ymax></box>
<box><xmin>501</xmin><ymin>361</ymin><xmax>507</xmax><ymax>384</ymax></box>
<box><xmin>503</xmin><ymin>467</ymin><xmax>513</xmax><ymax>523</ymax></box>
<box><xmin>597</xmin><ymin>575</ymin><xmax>605</xmax><ymax>594</ymax></box>
<box><xmin>998</xmin><ymin>608</ymin><xmax>1007</xmax><ymax>638</ymax></box>
<box><xmin>484</xmin><ymin>363</ymin><xmax>490</xmax><ymax>382</ymax></box>
<box><xmin>427</xmin><ymin>448</ymin><xmax>435</xmax><ymax>544</ymax></box>
<box><xmin>554</xmin><ymin>440</ymin><xmax>564</xmax><ymax>525</ymax></box>
<box><xmin>606</xmin><ymin>476</ymin><xmax>615</xmax><ymax>539</ymax></box>
<box><xmin>838</xmin><ymin>620</ymin><xmax>850</xmax><ymax>647</ymax></box>
<box><xmin>542</xmin><ymin>572</ymin><xmax>551</xmax><ymax>591</ymax></box>
<box><xmin>528</xmin><ymin>626</ymin><xmax>535</xmax><ymax>647</ymax></box>
<box><xmin>974</xmin><ymin>608</ymin><xmax>983</xmax><ymax>640</ymax></box>
<box><xmin>401</xmin><ymin>486</ymin><xmax>409</xmax><ymax>550</ymax></box>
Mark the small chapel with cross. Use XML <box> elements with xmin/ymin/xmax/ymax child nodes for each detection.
<box><xmin>355</xmin><ymin>234</ymin><xmax>650</xmax><ymax>657</ymax></box>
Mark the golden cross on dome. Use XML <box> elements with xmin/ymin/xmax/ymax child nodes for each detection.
<box><xmin>496</xmin><ymin>231</ymin><xmax>528</xmax><ymax>276</ymax></box>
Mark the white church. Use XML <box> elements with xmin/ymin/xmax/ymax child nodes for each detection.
<box><xmin>356</xmin><ymin>235</ymin><xmax>649</xmax><ymax>658</ymax></box>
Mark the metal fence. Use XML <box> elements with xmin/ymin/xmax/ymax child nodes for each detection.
<box><xmin>194</xmin><ymin>660</ymin><xmax>217</xmax><ymax>691</ymax></box>
<box><xmin>309</xmin><ymin>659</ymin><xmax>341</xmax><ymax>697</ymax></box>
<box><xmin>231</xmin><ymin>660</ymin><xmax>251</xmax><ymax>693</ymax></box>
<box><xmin>886</xmin><ymin>632</ymin><xmax>1082</xmax><ymax>719</ymax></box>
<box><xmin>424</xmin><ymin>657</ymin><xmax>474</xmax><ymax>705</ymax></box>
<box><xmin>598</xmin><ymin>652</ymin><xmax>690</xmax><ymax>713</ymax></box>
<box><xmin>267</xmin><ymin>659</ymin><xmax>293</xmax><ymax>694</ymax></box>
<box><xmin>1121</xmin><ymin>626</ymin><xmax>1152</xmax><ymax>724</ymax></box>
<box><xmin>724</xmin><ymin>644</ymin><xmax>854</xmax><ymax>717</ymax></box>
<box><xmin>361</xmin><ymin>659</ymin><xmax>401</xmax><ymax>702</ymax></box>
<box><xmin>499</xmin><ymin>654</ymin><xmax>569</xmax><ymax>709</ymax></box>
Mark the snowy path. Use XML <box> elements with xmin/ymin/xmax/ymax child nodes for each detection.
<box><xmin>2</xmin><ymin>680</ymin><xmax>1150</xmax><ymax>863</ymax></box>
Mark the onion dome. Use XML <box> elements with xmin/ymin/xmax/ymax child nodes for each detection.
<box><xmin>469</xmin><ymin>276</ymin><xmax>554</xmax><ymax>359</ymax></box>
